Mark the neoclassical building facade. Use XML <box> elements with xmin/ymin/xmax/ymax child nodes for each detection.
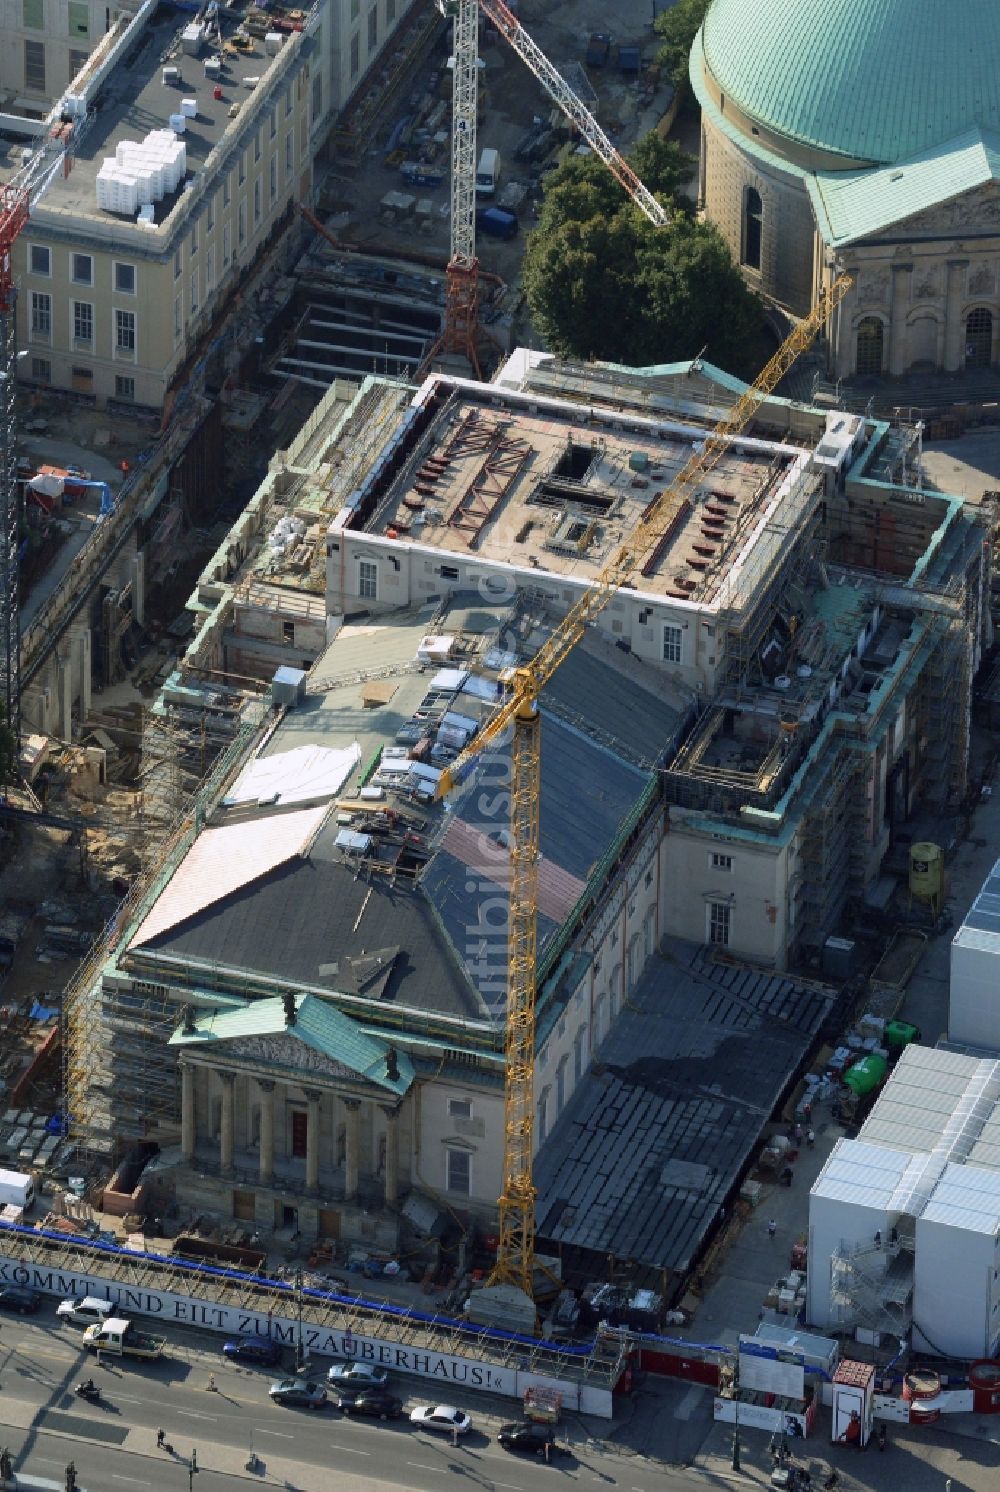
<box><xmin>690</xmin><ymin>0</ymin><xmax>1000</xmax><ymax>381</ymax></box>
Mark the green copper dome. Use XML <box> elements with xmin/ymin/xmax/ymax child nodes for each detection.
<box><xmin>698</xmin><ymin>0</ymin><xmax>1000</xmax><ymax>166</ymax></box>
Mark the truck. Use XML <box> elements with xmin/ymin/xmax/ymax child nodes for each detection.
<box><xmin>475</xmin><ymin>147</ymin><xmax>501</xmax><ymax>196</ymax></box>
<box><xmin>82</xmin><ymin>1317</ymin><xmax>166</xmax><ymax>1360</ymax></box>
<box><xmin>586</xmin><ymin>33</ymin><xmax>611</xmax><ymax>68</ymax></box>
<box><xmin>0</xmin><ymin>1168</ymin><xmax>35</xmax><ymax>1212</ymax></box>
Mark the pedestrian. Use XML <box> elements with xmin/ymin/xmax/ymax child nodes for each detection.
<box><xmin>451</xmin><ymin>1423</ymin><xmax>460</xmax><ymax>1448</ymax></box>
<box><xmin>207</xmin><ymin>1373</ymin><xmax>217</xmax><ymax>1392</ymax></box>
<box><xmin>768</xmin><ymin>1218</ymin><xmax>777</xmax><ymax>1239</ymax></box>
<box><xmin>95</xmin><ymin>1348</ymin><xmax>102</xmax><ymax>1369</ymax></box>
<box><xmin>807</xmin><ymin>1128</ymin><xmax>816</xmax><ymax>1148</ymax></box>
<box><xmin>803</xmin><ymin>1101</ymin><xmax>812</xmax><ymax>1122</ymax></box>
<box><xmin>157</xmin><ymin>1429</ymin><xmax>165</xmax><ymax>1449</ymax></box>
<box><xmin>781</xmin><ymin>1164</ymin><xmax>794</xmax><ymax>1187</ymax></box>
<box><xmin>794</xmin><ymin>1123</ymin><xmax>803</xmax><ymax>1144</ymax></box>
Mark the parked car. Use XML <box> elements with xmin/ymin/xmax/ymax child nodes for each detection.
<box><xmin>222</xmin><ymin>1334</ymin><xmax>282</xmax><ymax>1366</ymax></box>
<box><xmin>0</xmin><ymin>1286</ymin><xmax>41</xmax><ymax>1314</ymax></box>
<box><xmin>268</xmin><ymin>1378</ymin><xmax>327</xmax><ymax>1410</ymax></box>
<box><xmin>56</xmin><ymin>1297</ymin><xmax>114</xmax><ymax>1328</ymax></box>
<box><xmin>336</xmin><ymin>1388</ymin><xmax>403</xmax><ymax>1420</ymax></box>
<box><xmin>326</xmin><ymin>1361</ymin><xmax>389</xmax><ymax>1388</ymax></box>
<box><xmin>498</xmin><ymin>1421</ymin><xmax>561</xmax><ymax>1455</ymax></box>
<box><xmin>409</xmin><ymin>1404</ymin><xmax>472</xmax><ymax>1435</ymax></box>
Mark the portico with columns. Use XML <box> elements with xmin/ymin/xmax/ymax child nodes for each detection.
<box><xmin>169</xmin><ymin>993</ymin><xmax>413</xmax><ymax>1246</ymax></box>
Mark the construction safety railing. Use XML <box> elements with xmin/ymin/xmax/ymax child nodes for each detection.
<box><xmin>0</xmin><ymin>1223</ymin><xmax>627</xmax><ymax>1390</ymax></box>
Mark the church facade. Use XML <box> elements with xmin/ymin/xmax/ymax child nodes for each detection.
<box><xmin>691</xmin><ymin>0</ymin><xmax>1000</xmax><ymax>381</ymax></box>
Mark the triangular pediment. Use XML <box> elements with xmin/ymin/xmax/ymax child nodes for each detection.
<box><xmin>893</xmin><ymin>182</ymin><xmax>1000</xmax><ymax>238</ymax></box>
<box><xmin>219</xmin><ymin>1031</ymin><xmax>359</xmax><ymax>1082</ymax></box>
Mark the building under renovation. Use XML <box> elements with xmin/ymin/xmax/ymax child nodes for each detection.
<box><xmin>61</xmin><ymin>352</ymin><xmax>986</xmax><ymax>1276</ymax></box>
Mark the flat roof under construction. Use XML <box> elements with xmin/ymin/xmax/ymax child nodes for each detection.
<box><xmin>360</xmin><ymin>383</ymin><xmax>803</xmax><ymax>602</ymax></box>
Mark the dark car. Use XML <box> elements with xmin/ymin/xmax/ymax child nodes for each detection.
<box><xmin>268</xmin><ymin>1378</ymin><xmax>327</xmax><ymax>1410</ymax></box>
<box><xmin>476</xmin><ymin>207</ymin><xmax>519</xmax><ymax>241</ymax></box>
<box><xmin>222</xmin><ymin>1334</ymin><xmax>282</xmax><ymax>1366</ymax></box>
<box><xmin>498</xmin><ymin>1421</ymin><xmax>560</xmax><ymax>1456</ymax></box>
<box><xmin>586</xmin><ymin>32</ymin><xmax>611</xmax><ymax>67</ymax></box>
<box><xmin>0</xmin><ymin>1286</ymin><xmax>41</xmax><ymax>1315</ymax></box>
<box><xmin>336</xmin><ymin>1388</ymin><xmax>404</xmax><ymax>1420</ymax></box>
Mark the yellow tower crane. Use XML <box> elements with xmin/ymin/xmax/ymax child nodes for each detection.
<box><xmin>436</xmin><ymin>273</ymin><xmax>854</xmax><ymax>1303</ymax></box>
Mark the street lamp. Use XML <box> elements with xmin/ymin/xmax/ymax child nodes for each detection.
<box><xmin>188</xmin><ymin>1448</ymin><xmax>198</xmax><ymax>1492</ymax></box>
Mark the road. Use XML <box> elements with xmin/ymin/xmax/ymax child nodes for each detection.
<box><xmin>0</xmin><ymin>1314</ymin><xmax>697</xmax><ymax>1492</ymax></box>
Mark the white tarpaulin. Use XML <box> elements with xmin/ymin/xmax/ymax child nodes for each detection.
<box><xmin>224</xmin><ymin>742</ymin><xmax>360</xmax><ymax>807</ymax></box>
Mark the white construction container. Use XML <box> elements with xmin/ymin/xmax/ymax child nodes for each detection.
<box><xmin>169</xmin><ymin>114</ymin><xmax>187</xmax><ymax>135</ymax></box>
<box><xmin>181</xmin><ymin>22</ymin><xmax>203</xmax><ymax>55</ymax></box>
<box><xmin>265</xmin><ymin>32</ymin><xmax>284</xmax><ymax>54</ymax></box>
<box><xmin>950</xmin><ymin>859</ymin><xmax>1000</xmax><ymax>1047</ymax></box>
<box><xmin>180</xmin><ymin>98</ymin><xmax>198</xmax><ymax>118</ymax></box>
<box><xmin>914</xmin><ymin>1161</ymin><xmax>1000</xmax><ymax>1358</ymax></box>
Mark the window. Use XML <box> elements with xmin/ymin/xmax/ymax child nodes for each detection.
<box><xmin>189</xmin><ymin>223</ymin><xmax>198</xmax><ymax>258</ymax></box>
<box><xmin>206</xmin><ymin>245</ymin><xmax>215</xmax><ymax>292</ymax></box>
<box><xmin>223</xmin><ymin>221</ymin><xmax>232</xmax><ymax>266</ymax></box>
<box><xmin>966</xmin><ymin>307</ymin><xmax>994</xmax><ymax>370</ymax></box>
<box><xmin>445</xmin><ymin>1147</ymin><xmax>471</xmax><ymax>1196</ymax></box>
<box><xmin>71</xmin><ymin>252</ymin><xmax>92</xmax><ymax>285</ymax></box>
<box><xmin>285</xmin><ymin>133</ymin><xmax>293</xmax><ymax>174</ymax></box>
<box><xmin>368</xmin><ymin>6</ymin><xmax>377</xmax><ymax>49</ymax></box>
<box><xmin>115</xmin><ymin>307</ymin><xmax>135</xmax><ymax>356</ymax></box>
<box><xmin>350</xmin><ymin>32</ymin><xmax>360</xmax><ymax>77</ymax></box>
<box><xmin>114</xmin><ymin>262</ymin><xmax>136</xmax><ymax>294</ymax></box>
<box><xmin>30</xmin><ymin>290</ymin><xmax>51</xmax><ymax>339</ymax></box>
<box><xmin>72</xmin><ymin>300</ymin><xmax>93</xmax><ymax>346</ymax></box>
<box><xmin>30</xmin><ymin>356</ymin><xmax>50</xmax><ymax>383</ymax></box>
<box><xmin>312</xmin><ymin>72</ymin><xmax>322</xmax><ymax>123</ymax></box>
<box><xmin>708</xmin><ymin>900</ymin><xmax>731</xmax><ymax>947</ymax></box>
<box><xmin>358</xmin><ymin>559</ymin><xmax>377</xmax><ymax>599</ymax></box>
<box><xmin>238</xmin><ymin>149</ymin><xmax>246</xmax><ymax>186</ymax></box>
<box><xmin>238</xmin><ymin>200</ymin><xmax>246</xmax><ymax>245</ymax></box>
<box><xmin>448</xmin><ymin>1098</ymin><xmax>472</xmax><ymax>1121</ymax></box>
<box><xmin>174</xmin><ymin>294</ymin><xmax>182</xmax><ymax>344</ymax></box>
<box><xmin>742</xmin><ymin>186</ymin><xmax>763</xmax><ymax>271</ymax></box>
<box><xmin>114</xmin><ymin>375</ymin><xmax>135</xmax><ymax>402</ymax></box>
<box><xmin>282</xmin><ymin>620</ymin><xmax>295</xmax><ymax>644</ymax></box>
<box><xmin>253</xmin><ymin>178</ymin><xmax>261</xmax><ymax>225</ymax></box>
<box><xmin>269</xmin><ymin>106</ymin><xmax>276</xmax><ymax>140</ymax></box>
<box><xmin>29</xmin><ymin>244</ymin><xmax>50</xmax><ymax>277</ymax></box>
<box><xmin>25</xmin><ymin>40</ymin><xmax>46</xmax><ymax>91</ymax></box>
<box><xmin>190</xmin><ymin>268</ymin><xmax>199</xmax><ymax>314</ymax></box>
<box><xmin>573</xmin><ymin>1025</ymin><xmax>588</xmax><ymax>1082</ymax></box>
<box><xmin>387</xmin><ymin>0</ymin><xmax>396</xmax><ymax>21</ymax></box>
<box><xmin>67</xmin><ymin>0</ymin><xmax>88</xmax><ymax>36</ymax></box>
<box><xmin>207</xmin><ymin>194</ymin><xmax>215</xmax><ymax>232</ymax></box>
<box><xmin>350</xmin><ymin>0</ymin><xmax>360</xmax><ymax>18</ymax></box>
<box><xmin>22</xmin><ymin>0</ymin><xmax>43</xmax><ymax>28</ymax></box>
<box><xmin>662</xmin><ymin>624</ymin><xmax>682</xmax><ymax>663</ymax></box>
<box><xmin>537</xmin><ymin>1090</ymin><xmax>549</xmax><ymax>1145</ymax></box>
<box><xmin>855</xmin><ymin>316</ymin><xmax>884</xmax><ymax>377</ymax></box>
<box><xmin>253</xmin><ymin>129</ymin><xmax>261</xmax><ymax>164</ymax></box>
<box><xmin>223</xmin><ymin>171</ymin><xmax>231</xmax><ymax>208</ymax></box>
<box><xmin>69</xmin><ymin>49</ymin><xmax>87</xmax><ymax>82</ymax></box>
<box><xmin>556</xmin><ymin>1053</ymin><xmax>568</xmax><ymax>1114</ymax></box>
<box><xmin>711</xmin><ymin>852</ymin><xmax>733</xmax><ymax>872</ymax></box>
<box><xmin>269</xmin><ymin>157</ymin><xmax>277</xmax><ymax>204</ymax></box>
<box><xmin>285</xmin><ymin>85</ymin><xmax>292</xmax><ymax>118</ymax></box>
<box><xmin>439</xmin><ymin>564</ymin><xmax>459</xmax><ymax>580</ymax></box>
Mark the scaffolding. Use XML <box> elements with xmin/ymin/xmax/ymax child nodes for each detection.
<box><xmin>830</xmin><ymin>1232</ymin><xmax>915</xmax><ymax>1338</ymax></box>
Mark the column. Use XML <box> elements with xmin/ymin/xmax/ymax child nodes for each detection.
<box><xmin>181</xmin><ymin>1063</ymin><xmax>195</xmax><ymax>1162</ymax></box>
<box><xmin>943</xmin><ymin>259</ymin><xmax>969</xmax><ymax>371</ymax></box>
<box><xmin>304</xmin><ymin>1088</ymin><xmax>322</xmax><ymax>1192</ymax></box>
<box><xmin>258</xmin><ymin>1079</ymin><xmax>275</xmax><ymax>1185</ymax></box>
<box><xmin>380</xmin><ymin>1104</ymin><xmax>400</xmax><ymax>1208</ymax></box>
<box><xmin>888</xmin><ymin>262</ymin><xmax>913</xmax><ymax>376</ymax></box>
<box><xmin>344</xmin><ymin>1098</ymin><xmax>361</xmax><ymax>1202</ymax></box>
<box><xmin>219</xmin><ymin>1070</ymin><xmax>235</xmax><ymax>1174</ymax></box>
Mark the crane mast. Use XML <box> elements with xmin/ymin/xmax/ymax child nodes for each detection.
<box><xmin>438</xmin><ymin>276</ymin><xmax>854</xmax><ymax>1302</ymax></box>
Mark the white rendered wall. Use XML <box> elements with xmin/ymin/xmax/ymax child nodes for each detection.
<box><xmin>913</xmin><ymin>1214</ymin><xmax>1000</xmax><ymax>1359</ymax></box>
<box><xmin>806</xmin><ymin>1188</ymin><xmax>891</xmax><ymax>1330</ymax></box>
<box><xmin>950</xmin><ymin>933</ymin><xmax>1000</xmax><ymax>1049</ymax></box>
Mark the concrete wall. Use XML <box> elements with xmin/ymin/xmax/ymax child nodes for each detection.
<box><xmin>950</xmin><ymin>935</ymin><xmax>1000</xmax><ymax>1049</ymax></box>
<box><xmin>326</xmin><ymin>0</ymin><xmax>411</xmax><ymax>116</ymax></box>
<box><xmin>416</xmin><ymin>1078</ymin><xmax>504</xmax><ymax>1216</ymax></box>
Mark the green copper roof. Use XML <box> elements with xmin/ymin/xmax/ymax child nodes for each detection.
<box><xmin>168</xmin><ymin>993</ymin><xmax>414</xmax><ymax>1095</ymax></box>
<box><xmin>699</xmin><ymin>0</ymin><xmax>1000</xmax><ymax>166</ymax></box>
<box><xmin>809</xmin><ymin>127</ymin><xmax>1000</xmax><ymax>247</ymax></box>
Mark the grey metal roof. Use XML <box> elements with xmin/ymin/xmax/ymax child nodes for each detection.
<box><xmin>534</xmin><ymin>941</ymin><xmax>835</xmax><ymax>1273</ymax></box>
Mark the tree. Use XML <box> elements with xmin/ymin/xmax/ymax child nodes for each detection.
<box><xmin>655</xmin><ymin>0</ymin><xmax>713</xmax><ymax>97</ymax></box>
<box><xmin>523</xmin><ymin>138</ymin><xmax>763</xmax><ymax>372</ymax></box>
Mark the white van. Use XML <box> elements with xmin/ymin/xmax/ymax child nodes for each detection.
<box><xmin>0</xmin><ymin>1168</ymin><xmax>34</xmax><ymax>1212</ymax></box>
<box><xmin>475</xmin><ymin>148</ymin><xmax>500</xmax><ymax>196</ymax></box>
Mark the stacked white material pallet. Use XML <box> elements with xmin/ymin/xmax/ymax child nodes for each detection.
<box><xmin>96</xmin><ymin>128</ymin><xmax>187</xmax><ymax>216</ymax></box>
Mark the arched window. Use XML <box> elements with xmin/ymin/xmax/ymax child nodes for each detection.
<box><xmin>742</xmin><ymin>187</ymin><xmax>763</xmax><ymax>270</ymax></box>
<box><xmin>855</xmin><ymin>317</ymin><xmax>884</xmax><ymax>377</ymax></box>
<box><xmin>609</xmin><ymin>967</ymin><xmax>622</xmax><ymax>1021</ymax></box>
<box><xmin>966</xmin><ymin>307</ymin><xmax>994</xmax><ymax>368</ymax></box>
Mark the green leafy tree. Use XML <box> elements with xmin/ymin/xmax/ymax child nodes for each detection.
<box><xmin>523</xmin><ymin>138</ymin><xmax>762</xmax><ymax>372</ymax></box>
<box><xmin>655</xmin><ymin>0</ymin><xmax>713</xmax><ymax>96</ymax></box>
